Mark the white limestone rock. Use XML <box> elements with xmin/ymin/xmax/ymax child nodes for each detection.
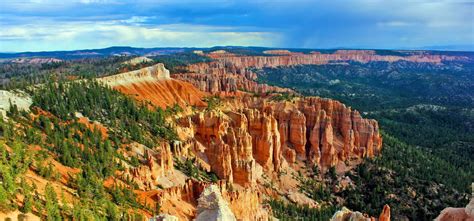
<box><xmin>195</xmin><ymin>185</ymin><xmax>236</xmax><ymax>221</ymax></box>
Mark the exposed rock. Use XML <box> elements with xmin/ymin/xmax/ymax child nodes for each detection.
<box><xmin>180</xmin><ymin>96</ymin><xmax>382</xmax><ymax>187</ymax></box>
<box><xmin>435</xmin><ymin>183</ymin><xmax>474</xmax><ymax>221</ymax></box>
<box><xmin>287</xmin><ymin>190</ymin><xmax>318</xmax><ymax>208</ymax></box>
<box><xmin>195</xmin><ymin>185</ymin><xmax>237</xmax><ymax>221</ymax></box>
<box><xmin>151</xmin><ymin>214</ymin><xmax>179</xmax><ymax>221</ymax></box>
<box><xmin>263</xmin><ymin>50</ymin><xmax>293</xmax><ymax>55</ymax></box>
<box><xmin>123</xmin><ymin>56</ymin><xmax>153</xmax><ymax>65</ymax></box>
<box><xmin>174</xmin><ymin>50</ymin><xmax>467</xmax><ymax>97</ymax></box>
<box><xmin>101</xmin><ymin>63</ymin><xmax>170</xmax><ymax>85</ymax></box>
<box><xmin>99</xmin><ymin>63</ymin><xmax>207</xmax><ymax>108</ymax></box>
<box><xmin>0</xmin><ymin>90</ymin><xmax>32</xmax><ymax>118</ymax></box>
<box><xmin>10</xmin><ymin>58</ymin><xmax>62</xmax><ymax>64</ymax></box>
<box><xmin>122</xmin><ymin>142</ymin><xmax>175</xmax><ymax>190</ymax></box>
<box><xmin>379</xmin><ymin>205</ymin><xmax>391</xmax><ymax>221</ymax></box>
<box><xmin>330</xmin><ymin>207</ymin><xmax>372</xmax><ymax>221</ymax></box>
<box><xmin>0</xmin><ymin>211</ymin><xmax>40</xmax><ymax>221</ymax></box>
<box><xmin>173</xmin><ymin>72</ymin><xmax>291</xmax><ymax>96</ymax></box>
<box><xmin>207</xmin><ymin>50</ymin><xmax>466</xmax><ymax>68</ymax></box>
<box><xmin>330</xmin><ymin>205</ymin><xmax>390</xmax><ymax>221</ymax></box>
<box><xmin>269</xmin><ymin>97</ymin><xmax>382</xmax><ymax>169</ymax></box>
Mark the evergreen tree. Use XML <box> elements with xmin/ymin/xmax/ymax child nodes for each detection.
<box><xmin>45</xmin><ymin>182</ymin><xmax>61</xmax><ymax>221</ymax></box>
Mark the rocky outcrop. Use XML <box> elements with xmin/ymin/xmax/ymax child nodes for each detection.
<box><xmin>330</xmin><ymin>205</ymin><xmax>391</xmax><ymax>221</ymax></box>
<box><xmin>99</xmin><ymin>63</ymin><xmax>207</xmax><ymax>108</ymax></box>
<box><xmin>0</xmin><ymin>211</ymin><xmax>40</xmax><ymax>221</ymax></box>
<box><xmin>0</xmin><ymin>90</ymin><xmax>32</xmax><ymax>118</ymax></box>
<box><xmin>195</xmin><ymin>185</ymin><xmax>237</xmax><ymax>221</ymax></box>
<box><xmin>379</xmin><ymin>205</ymin><xmax>391</xmax><ymax>221</ymax></box>
<box><xmin>152</xmin><ymin>214</ymin><xmax>179</xmax><ymax>221</ymax></box>
<box><xmin>190</xmin><ymin>111</ymin><xmax>258</xmax><ymax>186</ymax></box>
<box><xmin>268</xmin><ymin>97</ymin><xmax>382</xmax><ymax>168</ymax></box>
<box><xmin>122</xmin><ymin>142</ymin><xmax>175</xmax><ymax>190</ymax></box>
<box><xmin>123</xmin><ymin>56</ymin><xmax>153</xmax><ymax>65</ymax></box>
<box><xmin>435</xmin><ymin>183</ymin><xmax>474</xmax><ymax>221</ymax></box>
<box><xmin>101</xmin><ymin>63</ymin><xmax>171</xmax><ymax>85</ymax></box>
<box><xmin>330</xmin><ymin>207</ymin><xmax>372</xmax><ymax>221</ymax></box>
<box><xmin>173</xmin><ymin>72</ymin><xmax>291</xmax><ymax>96</ymax></box>
<box><xmin>11</xmin><ymin>58</ymin><xmax>62</xmax><ymax>64</ymax></box>
<box><xmin>178</xmin><ymin>96</ymin><xmax>382</xmax><ymax>187</ymax></box>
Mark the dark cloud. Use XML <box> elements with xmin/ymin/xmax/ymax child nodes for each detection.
<box><xmin>0</xmin><ymin>0</ymin><xmax>472</xmax><ymax>51</ymax></box>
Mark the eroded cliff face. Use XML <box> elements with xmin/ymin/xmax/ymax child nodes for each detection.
<box><xmin>173</xmin><ymin>50</ymin><xmax>467</xmax><ymax>96</ymax></box>
<box><xmin>173</xmin><ymin>68</ymin><xmax>292</xmax><ymax>96</ymax></box>
<box><xmin>208</xmin><ymin>50</ymin><xmax>467</xmax><ymax>67</ymax></box>
<box><xmin>99</xmin><ymin>63</ymin><xmax>207</xmax><ymax>108</ymax></box>
<box><xmin>173</xmin><ymin>96</ymin><xmax>382</xmax><ymax>189</ymax></box>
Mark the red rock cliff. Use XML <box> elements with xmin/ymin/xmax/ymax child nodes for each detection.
<box><xmin>173</xmin><ymin>50</ymin><xmax>467</xmax><ymax>96</ymax></box>
<box><xmin>177</xmin><ymin>96</ymin><xmax>382</xmax><ymax>187</ymax></box>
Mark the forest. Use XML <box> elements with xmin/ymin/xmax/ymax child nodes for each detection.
<box><xmin>0</xmin><ymin>52</ymin><xmax>212</xmax><ymax>89</ymax></box>
<box><xmin>257</xmin><ymin>60</ymin><xmax>474</xmax><ymax>220</ymax></box>
<box><xmin>0</xmin><ymin>80</ymin><xmax>181</xmax><ymax>219</ymax></box>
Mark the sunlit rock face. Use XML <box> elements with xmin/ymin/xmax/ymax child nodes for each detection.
<box><xmin>435</xmin><ymin>183</ymin><xmax>474</xmax><ymax>221</ymax></box>
<box><xmin>195</xmin><ymin>185</ymin><xmax>236</xmax><ymax>221</ymax></box>
<box><xmin>99</xmin><ymin>63</ymin><xmax>207</xmax><ymax>108</ymax></box>
<box><xmin>178</xmin><ymin>96</ymin><xmax>382</xmax><ymax>188</ymax></box>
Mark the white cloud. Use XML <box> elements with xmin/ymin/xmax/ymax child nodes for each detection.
<box><xmin>0</xmin><ymin>20</ymin><xmax>281</xmax><ymax>51</ymax></box>
<box><xmin>377</xmin><ymin>21</ymin><xmax>416</xmax><ymax>27</ymax></box>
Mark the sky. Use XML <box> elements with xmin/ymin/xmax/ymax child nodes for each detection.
<box><xmin>0</xmin><ymin>0</ymin><xmax>473</xmax><ymax>52</ymax></box>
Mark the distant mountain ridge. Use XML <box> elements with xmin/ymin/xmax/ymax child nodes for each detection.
<box><xmin>1</xmin><ymin>46</ymin><xmax>473</xmax><ymax>60</ymax></box>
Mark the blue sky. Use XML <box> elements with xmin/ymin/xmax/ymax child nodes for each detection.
<box><xmin>0</xmin><ymin>0</ymin><xmax>473</xmax><ymax>52</ymax></box>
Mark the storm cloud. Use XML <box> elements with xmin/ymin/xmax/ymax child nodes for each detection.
<box><xmin>0</xmin><ymin>0</ymin><xmax>472</xmax><ymax>51</ymax></box>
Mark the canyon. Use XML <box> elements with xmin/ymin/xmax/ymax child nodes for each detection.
<box><xmin>91</xmin><ymin>53</ymin><xmax>387</xmax><ymax>220</ymax></box>
<box><xmin>5</xmin><ymin>48</ymin><xmax>471</xmax><ymax>221</ymax></box>
<box><xmin>93</xmin><ymin>50</ymin><xmax>466</xmax><ymax>220</ymax></box>
<box><xmin>173</xmin><ymin>49</ymin><xmax>467</xmax><ymax>95</ymax></box>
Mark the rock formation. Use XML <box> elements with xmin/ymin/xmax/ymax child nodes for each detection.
<box><xmin>177</xmin><ymin>96</ymin><xmax>382</xmax><ymax>187</ymax></box>
<box><xmin>330</xmin><ymin>205</ymin><xmax>391</xmax><ymax>221</ymax></box>
<box><xmin>379</xmin><ymin>205</ymin><xmax>391</xmax><ymax>221</ymax></box>
<box><xmin>93</xmin><ymin>51</ymin><xmax>388</xmax><ymax>220</ymax></box>
<box><xmin>0</xmin><ymin>90</ymin><xmax>32</xmax><ymax>118</ymax></box>
<box><xmin>207</xmin><ymin>49</ymin><xmax>467</xmax><ymax>68</ymax></box>
<box><xmin>121</xmin><ymin>142</ymin><xmax>175</xmax><ymax>190</ymax></box>
<box><xmin>152</xmin><ymin>214</ymin><xmax>179</xmax><ymax>221</ymax></box>
<box><xmin>195</xmin><ymin>185</ymin><xmax>237</xmax><ymax>221</ymax></box>
<box><xmin>173</xmin><ymin>49</ymin><xmax>467</xmax><ymax>96</ymax></box>
<box><xmin>330</xmin><ymin>207</ymin><xmax>372</xmax><ymax>221</ymax></box>
<box><xmin>435</xmin><ymin>183</ymin><xmax>474</xmax><ymax>221</ymax></box>
<box><xmin>99</xmin><ymin>63</ymin><xmax>207</xmax><ymax>108</ymax></box>
<box><xmin>173</xmin><ymin>71</ymin><xmax>291</xmax><ymax>96</ymax></box>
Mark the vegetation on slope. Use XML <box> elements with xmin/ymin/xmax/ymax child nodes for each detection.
<box><xmin>31</xmin><ymin>80</ymin><xmax>178</xmax><ymax>146</ymax></box>
<box><xmin>268</xmin><ymin>199</ymin><xmax>338</xmax><ymax>221</ymax></box>
<box><xmin>0</xmin><ymin>52</ymin><xmax>212</xmax><ymax>89</ymax></box>
<box><xmin>0</xmin><ymin>80</ymin><xmax>182</xmax><ymax>219</ymax></box>
<box><xmin>256</xmin><ymin>60</ymin><xmax>474</xmax><ymax>219</ymax></box>
<box><xmin>340</xmin><ymin>133</ymin><xmax>470</xmax><ymax>220</ymax></box>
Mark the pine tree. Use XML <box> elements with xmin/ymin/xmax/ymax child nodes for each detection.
<box><xmin>44</xmin><ymin>182</ymin><xmax>61</xmax><ymax>221</ymax></box>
